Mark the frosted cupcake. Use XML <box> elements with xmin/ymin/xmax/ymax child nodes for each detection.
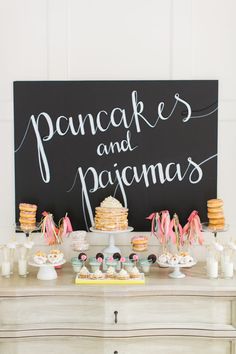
<box><xmin>106</xmin><ymin>266</ymin><xmax>117</xmax><ymax>279</ymax></box>
<box><xmin>47</xmin><ymin>249</ymin><xmax>64</xmax><ymax>264</ymax></box>
<box><xmin>90</xmin><ymin>269</ymin><xmax>104</xmax><ymax>280</ymax></box>
<box><xmin>117</xmin><ymin>268</ymin><xmax>129</xmax><ymax>280</ymax></box>
<box><xmin>79</xmin><ymin>265</ymin><xmax>90</xmax><ymax>279</ymax></box>
<box><xmin>130</xmin><ymin>266</ymin><xmax>141</xmax><ymax>279</ymax></box>
<box><xmin>34</xmin><ymin>251</ymin><xmax>47</xmax><ymax>265</ymax></box>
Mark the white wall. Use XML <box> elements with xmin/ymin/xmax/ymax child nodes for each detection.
<box><xmin>0</xmin><ymin>0</ymin><xmax>235</xmax><ymax>243</ymax></box>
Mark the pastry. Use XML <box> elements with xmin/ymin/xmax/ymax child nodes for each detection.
<box><xmin>207</xmin><ymin>198</ymin><xmax>225</xmax><ymax>230</ymax></box>
<box><xmin>130</xmin><ymin>266</ymin><xmax>141</xmax><ymax>279</ymax></box>
<box><xmin>207</xmin><ymin>199</ymin><xmax>223</xmax><ymax>208</ymax></box>
<box><xmin>19</xmin><ymin>203</ymin><xmax>37</xmax><ymax>230</ymax></box>
<box><xmin>79</xmin><ymin>266</ymin><xmax>90</xmax><ymax>278</ymax></box>
<box><xmin>179</xmin><ymin>253</ymin><xmax>194</xmax><ymax>264</ymax></box>
<box><xmin>131</xmin><ymin>236</ymin><xmax>148</xmax><ymax>252</ymax></box>
<box><xmin>47</xmin><ymin>249</ymin><xmax>64</xmax><ymax>264</ymax></box>
<box><xmin>158</xmin><ymin>252</ymin><xmax>171</xmax><ymax>264</ymax></box>
<box><xmin>106</xmin><ymin>266</ymin><xmax>117</xmax><ymax>279</ymax></box>
<box><xmin>117</xmin><ymin>268</ymin><xmax>129</xmax><ymax>280</ymax></box>
<box><xmin>34</xmin><ymin>251</ymin><xmax>47</xmax><ymax>265</ymax></box>
<box><xmin>168</xmin><ymin>255</ymin><xmax>180</xmax><ymax>266</ymax></box>
<box><xmin>90</xmin><ymin>269</ymin><xmax>104</xmax><ymax>279</ymax></box>
<box><xmin>94</xmin><ymin>196</ymin><xmax>128</xmax><ymax>231</ymax></box>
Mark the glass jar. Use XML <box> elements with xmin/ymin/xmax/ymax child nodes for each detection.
<box><xmin>1</xmin><ymin>245</ymin><xmax>11</xmax><ymax>278</ymax></box>
<box><xmin>71</xmin><ymin>257</ymin><xmax>83</xmax><ymax>273</ymax></box>
<box><xmin>89</xmin><ymin>257</ymin><xmax>100</xmax><ymax>273</ymax></box>
<box><xmin>206</xmin><ymin>249</ymin><xmax>218</xmax><ymax>279</ymax></box>
<box><xmin>139</xmin><ymin>259</ymin><xmax>152</xmax><ymax>274</ymax></box>
<box><xmin>221</xmin><ymin>248</ymin><xmax>234</xmax><ymax>278</ymax></box>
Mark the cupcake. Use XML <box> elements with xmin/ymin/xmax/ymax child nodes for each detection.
<box><xmin>106</xmin><ymin>266</ymin><xmax>117</xmax><ymax>279</ymax></box>
<box><xmin>79</xmin><ymin>265</ymin><xmax>90</xmax><ymax>278</ymax></box>
<box><xmin>117</xmin><ymin>268</ymin><xmax>129</xmax><ymax>280</ymax></box>
<box><xmin>47</xmin><ymin>249</ymin><xmax>64</xmax><ymax>264</ymax></box>
<box><xmin>34</xmin><ymin>251</ymin><xmax>47</xmax><ymax>265</ymax></box>
<box><xmin>49</xmin><ymin>249</ymin><xmax>64</xmax><ymax>263</ymax></box>
<box><xmin>130</xmin><ymin>266</ymin><xmax>141</xmax><ymax>279</ymax></box>
<box><xmin>90</xmin><ymin>269</ymin><xmax>104</xmax><ymax>280</ymax></box>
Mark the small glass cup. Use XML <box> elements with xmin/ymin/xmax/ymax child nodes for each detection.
<box><xmin>106</xmin><ymin>259</ymin><xmax>117</xmax><ymax>268</ymax></box>
<box><xmin>1</xmin><ymin>246</ymin><xmax>11</xmax><ymax>278</ymax></box>
<box><xmin>71</xmin><ymin>257</ymin><xmax>83</xmax><ymax>273</ymax></box>
<box><xmin>7</xmin><ymin>242</ymin><xmax>17</xmax><ymax>274</ymax></box>
<box><xmin>18</xmin><ymin>259</ymin><xmax>28</xmax><ymax>277</ymax></box>
<box><xmin>221</xmin><ymin>249</ymin><xmax>234</xmax><ymax>279</ymax></box>
<box><xmin>123</xmin><ymin>260</ymin><xmax>133</xmax><ymax>273</ymax></box>
<box><xmin>89</xmin><ymin>257</ymin><xmax>100</xmax><ymax>273</ymax></box>
<box><xmin>17</xmin><ymin>242</ymin><xmax>34</xmax><ymax>277</ymax></box>
<box><xmin>206</xmin><ymin>255</ymin><xmax>218</xmax><ymax>279</ymax></box>
<box><xmin>139</xmin><ymin>259</ymin><xmax>152</xmax><ymax>274</ymax></box>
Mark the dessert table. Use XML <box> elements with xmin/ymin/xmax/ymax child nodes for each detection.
<box><xmin>0</xmin><ymin>259</ymin><xmax>236</xmax><ymax>354</ymax></box>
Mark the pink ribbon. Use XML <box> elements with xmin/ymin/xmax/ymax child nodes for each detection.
<box><xmin>146</xmin><ymin>212</ymin><xmax>160</xmax><ymax>239</ymax></box>
<box><xmin>41</xmin><ymin>212</ymin><xmax>59</xmax><ymax>245</ymax></box>
<box><xmin>183</xmin><ymin>210</ymin><xmax>203</xmax><ymax>245</ymax></box>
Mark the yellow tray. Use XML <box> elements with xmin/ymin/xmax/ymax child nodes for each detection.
<box><xmin>75</xmin><ymin>273</ymin><xmax>145</xmax><ymax>285</ymax></box>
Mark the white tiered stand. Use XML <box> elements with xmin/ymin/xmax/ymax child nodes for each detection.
<box><xmin>28</xmin><ymin>260</ymin><xmax>66</xmax><ymax>280</ymax></box>
<box><xmin>90</xmin><ymin>227</ymin><xmax>133</xmax><ymax>255</ymax></box>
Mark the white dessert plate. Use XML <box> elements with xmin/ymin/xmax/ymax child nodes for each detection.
<box><xmin>157</xmin><ymin>261</ymin><xmax>197</xmax><ymax>269</ymax></box>
<box><xmin>28</xmin><ymin>259</ymin><xmax>66</xmax><ymax>267</ymax></box>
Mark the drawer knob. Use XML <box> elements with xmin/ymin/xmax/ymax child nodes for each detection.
<box><xmin>114</xmin><ymin>310</ymin><xmax>118</xmax><ymax>324</ymax></box>
<box><xmin>114</xmin><ymin>351</ymin><xmax>118</xmax><ymax>354</ymax></box>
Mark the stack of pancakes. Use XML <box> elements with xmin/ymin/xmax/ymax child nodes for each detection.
<box><xmin>207</xmin><ymin>199</ymin><xmax>225</xmax><ymax>230</ymax></box>
<box><xmin>19</xmin><ymin>203</ymin><xmax>37</xmax><ymax>230</ymax></box>
<box><xmin>94</xmin><ymin>206</ymin><xmax>128</xmax><ymax>231</ymax></box>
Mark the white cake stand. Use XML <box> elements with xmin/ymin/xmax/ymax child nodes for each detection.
<box><xmin>90</xmin><ymin>227</ymin><xmax>133</xmax><ymax>254</ymax></box>
<box><xmin>157</xmin><ymin>261</ymin><xmax>197</xmax><ymax>279</ymax></box>
<box><xmin>28</xmin><ymin>260</ymin><xmax>66</xmax><ymax>280</ymax></box>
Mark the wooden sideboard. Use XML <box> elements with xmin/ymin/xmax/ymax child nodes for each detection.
<box><xmin>0</xmin><ymin>262</ymin><xmax>236</xmax><ymax>354</ymax></box>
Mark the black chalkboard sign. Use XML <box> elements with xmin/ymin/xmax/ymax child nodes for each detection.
<box><xmin>14</xmin><ymin>81</ymin><xmax>218</xmax><ymax>231</ymax></box>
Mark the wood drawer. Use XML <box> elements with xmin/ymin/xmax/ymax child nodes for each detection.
<box><xmin>0</xmin><ymin>296</ymin><xmax>233</xmax><ymax>331</ymax></box>
<box><xmin>106</xmin><ymin>296</ymin><xmax>233</xmax><ymax>329</ymax></box>
<box><xmin>0</xmin><ymin>336</ymin><xmax>232</xmax><ymax>354</ymax></box>
<box><xmin>0</xmin><ymin>296</ymin><xmax>106</xmax><ymax>328</ymax></box>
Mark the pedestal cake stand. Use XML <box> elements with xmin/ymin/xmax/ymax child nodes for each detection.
<box><xmin>28</xmin><ymin>260</ymin><xmax>66</xmax><ymax>280</ymax></box>
<box><xmin>15</xmin><ymin>222</ymin><xmax>41</xmax><ymax>239</ymax></box>
<box><xmin>157</xmin><ymin>261</ymin><xmax>197</xmax><ymax>279</ymax></box>
<box><xmin>90</xmin><ymin>227</ymin><xmax>133</xmax><ymax>254</ymax></box>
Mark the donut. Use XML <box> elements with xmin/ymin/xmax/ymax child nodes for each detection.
<box><xmin>209</xmin><ymin>218</ymin><xmax>225</xmax><ymax>225</ymax></box>
<box><xmin>207</xmin><ymin>199</ymin><xmax>223</xmax><ymax>207</ymax></box>
<box><xmin>207</xmin><ymin>212</ymin><xmax>224</xmax><ymax>219</ymax></box>
<box><xmin>207</xmin><ymin>207</ymin><xmax>223</xmax><ymax>213</ymax></box>
<box><xmin>19</xmin><ymin>203</ymin><xmax>37</xmax><ymax>212</ymax></box>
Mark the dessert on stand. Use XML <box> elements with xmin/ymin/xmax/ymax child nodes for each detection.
<box><xmin>27</xmin><ymin>211</ymin><xmax>73</xmax><ymax>280</ymax></box>
<box><xmin>90</xmin><ymin>196</ymin><xmax>133</xmax><ymax>254</ymax></box>
<box><xmin>202</xmin><ymin>198</ymin><xmax>233</xmax><ymax>279</ymax></box>
<box><xmin>147</xmin><ymin>210</ymin><xmax>202</xmax><ymax>278</ymax></box>
<box><xmin>29</xmin><ymin>256</ymin><xmax>66</xmax><ymax>280</ymax></box>
<box><xmin>16</xmin><ymin>203</ymin><xmax>40</xmax><ymax>238</ymax></box>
